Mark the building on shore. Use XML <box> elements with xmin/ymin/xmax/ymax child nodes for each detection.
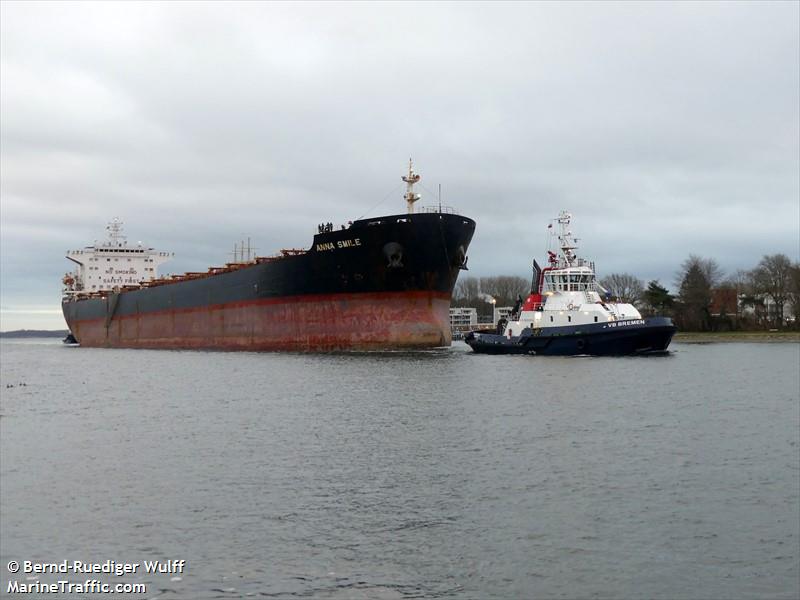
<box><xmin>450</xmin><ymin>307</ymin><xmax>479</xmax><ymax>340</ymax></box>
<box><xmin>450</xmin><ymin>307</ymin><xmax>477</xmax><ymax>329</ymax></box>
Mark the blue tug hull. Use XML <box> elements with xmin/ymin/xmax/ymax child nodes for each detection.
<box><xmin>464</xmin><ymin>317</ymin><xmax>677</xmax><ymax>356</ymax></box>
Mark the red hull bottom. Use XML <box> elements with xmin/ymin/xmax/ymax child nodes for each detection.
<box><xmin>67</xmin><ymin>292</ymin><xmax>453</xmax><ymax>351</ymax></box>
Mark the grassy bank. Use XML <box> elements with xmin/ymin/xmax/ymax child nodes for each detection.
<box><xmin>674</xmin><ymin>331</ymin><xmax>800</xmax><ymax>343</ymax></box>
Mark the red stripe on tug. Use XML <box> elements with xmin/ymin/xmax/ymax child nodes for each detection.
<box><xmin>522</xmin><ymin>265</ymin><xmax>550</xmax><ymax>311</ymax></box>
<box><xmin>67</xmin><ymin>291</ymin><xmax>453</xmax><ymax>351</ymax></box>
<box><xmin>522</xmin><ymin>293</ymin><xmax>542</xmax><ymax>312</ymax></box>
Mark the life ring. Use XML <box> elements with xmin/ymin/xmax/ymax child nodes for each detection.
<box><xmin>568</xmin><ymin>303</ymin><xmax>575</xmax><ymax>310</ymax></box>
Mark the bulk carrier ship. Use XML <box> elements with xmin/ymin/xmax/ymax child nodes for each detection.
<box><xmin>62</xmin><ymin>163</ymin><xmax>475</xmax><ymax>351</ymax></box>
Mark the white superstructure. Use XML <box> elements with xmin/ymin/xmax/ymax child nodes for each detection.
<box><xmin>499</xmin><ymin>211</ymin><xmax>642</xmax><ymax>338</ymax></box>
<box><xmin>62</xmin><ymin>218</ymin><xmax>172</xmax><ymax>296</ymax></box>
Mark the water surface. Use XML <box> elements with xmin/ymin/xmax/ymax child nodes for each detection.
<box><xmin>1</xmin><ymin>340</ymin><xmax>798</xmax><ymax>599</ymax></box>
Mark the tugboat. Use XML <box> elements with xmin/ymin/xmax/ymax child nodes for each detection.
<box><xmin>464</xmin><ymin>211</ymin><xmax>676</xmax><ymax>356</ymax></box>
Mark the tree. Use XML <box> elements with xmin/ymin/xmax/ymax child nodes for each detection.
<box><xmin>728</xmin><ymin>268</ymin><xmax>753</xmax><ymax>292</ymax></box>
<box><xmin>599</xmin><ymin>273</ymin><xmax>644</xmax><ymax>305</ymax></box>
<box><xmin>723</xmin><ymin>268</ymin><xmax>763</xmax><ymax>328</ymax></box>
<box><xmin>452</xmin><ymin>276</ymin><xmax>489</xmax><ymax>317</ymax></box>
<box><xmin>478</xmin><ymin>276</ymin><xmax>529</xmax><ymax>307</ymax></box>
<box><xmin>701</xmin><ymin>257</ymin><xmax>724</xmax><ymax>289</ymax></box>
<box><xmin>642</xmin><ymin>280</ymin><xmax>674</xmax><ymax>315</ymax></box>
<box><xmin>751</xmin><ymin>254</ymin><xmax>794</xmax><ymax>328</ymax></box>
<box><xmin>674</xmin><ymin>255</ymin><xmax>723</xmax><ymax>290</ymax></box>
<box><xmin>453</xmin><ymin>276</ymin><xmax>480</xmax><ymax>304</ymax></box>
<box><xmin>452</xmin><ymin>275</ymin><xmax>526</xmax><ymax>319</ymax></box>
<box><xmin>676</xmin><ymin>255</ymin><xmax>716</xmax><ymax>331</ymax></box>
<box><xmin>789</xmin><ymin>262</ymin><xmax>800</xmax><ymax>329</ymax></box>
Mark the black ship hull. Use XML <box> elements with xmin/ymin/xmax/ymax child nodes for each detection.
<box><xmin>63</xmin><ymin>212</ymin><xmax>475</xmax><ymax>351</ymax></box>
<box><xmin>464</xmin><ymin>317</ymin><xmax>677</xmax><ymax>356</ymax></box>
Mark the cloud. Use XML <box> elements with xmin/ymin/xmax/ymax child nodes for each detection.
<box><xmin>1</xmin><ymin>1</ymin><xmax>798</xmax><ymax>329</ymax></box>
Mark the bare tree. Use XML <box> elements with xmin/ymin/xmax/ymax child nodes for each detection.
<box><xmin>479</xmin><ymin>276</ymin><xmax>529</xmax><ymax>306</ymax></box>
<box><xmin>599</xmin><ymin>273</ymin><xmax>644</xmax><ymax>305</ymax></box>
<box><xmin>702</xmin><ymin>257</ymin><xmax>724</xmax><ymax>289</ymax></box>
<box><xmin>452</xmin><ymin>276</ymin><xmax>497</xmax><ymax>318</ymax></box>
<box><xmin>724</xmin><ymin>268</ymin><xmax>764</xmax><ymax>328</ymax></box>
<box><xmin>751</xmin><ymin>254</ymin><xmax>794</xmax><ymax>327</ymax></box>
<box><xmin>675</xmin><ymin>255</ymin><xmax>723</xmax><ymax>290</ymax></box>
<box><xmin>728</xmin><ymin>268</ymin><xmax>753</xmax><ymax>292</ymax></box>
<box><xmin>454</xmin><ymin>276</ymin><xmax>480</xmax><ymax>303</ymax></box>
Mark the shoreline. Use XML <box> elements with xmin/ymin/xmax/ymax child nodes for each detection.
<box><xmin>673</xmin><ymin>331</ymin><xmax>800</xmax><ymax>343</ymax></box>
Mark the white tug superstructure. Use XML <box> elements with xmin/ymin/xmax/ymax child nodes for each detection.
<box><xmin>62</xmin><ymin>218</ymin><xmax>172</xmax><ymax>296</ymax></box>
<box><xmin>501</xmin><ymin>210</ymin><xmax>642</xmax><ymax>338</ymax></box>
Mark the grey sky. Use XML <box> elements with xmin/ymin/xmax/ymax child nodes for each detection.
<box><xmin>1</xmin><ymin>1</ymin><xmax>798</xmax><ymax>330</ymax></box>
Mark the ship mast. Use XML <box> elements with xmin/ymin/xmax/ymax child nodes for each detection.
<box><xmin>402</xmin><ymin>158</ymin><xmax>421</xmax><ymax>214</ymax></box>
<box><xmin>556</xmin><ymin>211</ymin><xmax>578</xmax><ymax>267</ymax></box>
<box><xmin>106</xmin><ymin>218</ymin><xmax>126</xmax><ymax>247</ymax></box>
